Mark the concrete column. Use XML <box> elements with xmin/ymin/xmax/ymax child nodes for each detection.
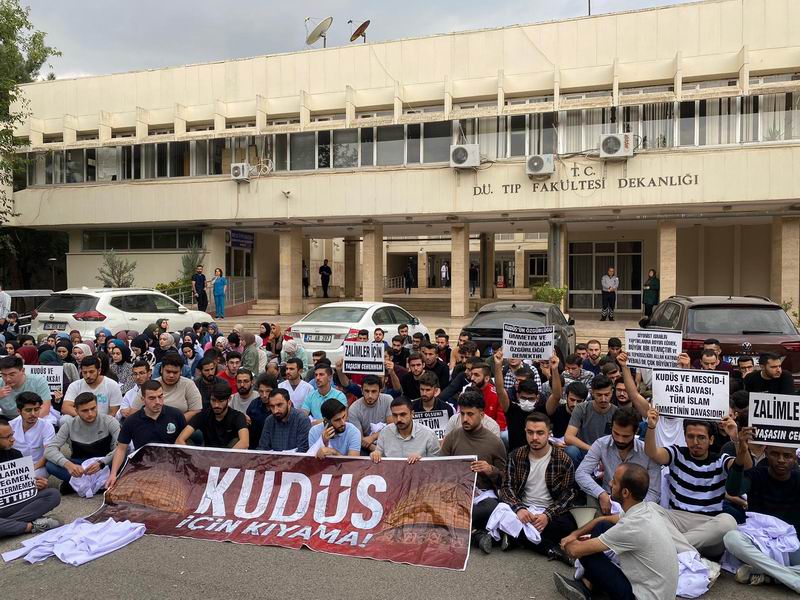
<box><xmin>479</xmin><ymin>233</ymin><xmax>496</xmax><ymax>299</ymax></box>
<box><xmin>514</xmin><ymin>248</ymin><xmax>526</xmax><ymax>289</ymax></box>
<box><xmin>344</xmin><ymin>237</ymin><xmax>358</xmax><ymax>299</ymax></box>
<box><xmin>697</xmin><ymin>225</ymin><xmax>705</xmax><ymax>295</ymax></box>
<box><xmin>279</xmin><ymin>227</ymin><xmax>303</xmax><ymax>314</ymax></box>
<box><xmin>658</xmin><ymin>220</ymin><xmax>678</xmax><ymax>300</ymax></box>
<box><xmin>417</xmin><ymin>251</ymin><xmax>428</xmax><ymax>290</ymax></box>
<box><xmin>362</xmin><ymin>225</ymin><xmax>384</xmax><ymax>302</ymax></box>
<box><xmin>732</xmin><ymin>225</ymin><xmax>742</xmax><ymax>296</ymax></box>
<box><xmin>547</xmin><ymin>222</ymin><xmax>563</xmax><ymax>288</ymax></box>
<box><xmin>451</xmin><ymin>224</ymin><xmax>470</xmax><ymax>318</ymax></box>
<box><xmin>771</xmin><ymin>217</ymin><xmax>800</xmax><ymax>309</ymax></box>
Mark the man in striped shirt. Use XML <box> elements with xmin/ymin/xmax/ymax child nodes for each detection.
<box><xmin>644</xmin><ymin>407</ymin><xmax>738</xmax><ymax>558</ymax></box>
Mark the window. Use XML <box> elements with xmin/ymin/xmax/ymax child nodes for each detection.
<box><xmin>193</xmin><ymin>140</ymin><xmax>209</xmax><ymax>176</ymax></box>
<box><xmin>82</xmin><ymin>231</ymin><xmax>105</xmax><ymax>251</ymax></box>
<box><xmin>317</xmin><ymin>131</ymin><xmax>331</xmax><ymax>169</ymax></box>
<box><xmin>95</xmin><ymin>147</ymin><xmax>117</xmax><ymax>181</ymax></box>
<box><xmin>65</xmin><ymin>149</ymin><xmax>84</xmax><ymax>183</ymax></box>
<box><xmin>407</xmin><ymin>124</ymin><xmax>421</xmax><ymax>164</ymax></box>
<box><xmin>372</xmin><ymin>307</ymin><xmax>395</xmax><ymax>325</ymax></box>
<box><xmin>116</xmin><ymin>294</ymin><xmax>156</xmax><ymax>313</ymax></box>
<box><xmin>332</xmin><ymin>129</ymin><xmax>358</xmax><ymax>168</ymax></box>
<box><xmin>678</xmin><ymin>101</ymin><xmax>696</xmax><ymax>146</ymax></box>
<box><xmin>82</xmin><ymin>228</ymin><xmax>202</xmax><ymax>251</ymax></box>
<box><xmin>105</xmin><ymin>230</ymin><xmax>129</xmax><ymax>251</ymax></box>
<box><xmin>699</xmin><ymin>98</ymin><xmax>737</xmax><ymax>145</ymax></box>
<box><xmin>761</xmin><ymin>93</ymin><xmax>800</xmax><ymax>141</ymax></box>
<box><xmin>290</xmin><ymin>132</ymin><xmax>315</xmax><ymax>170</ymax></box>
<box><xmin>376</xmin><ymin>125</ymin><xmax>404</xmax><ymax>165</ymax></box>
<box><xmin>152</xmin><ymin>294</ymin><xmax>180</xmax><ymax>313</ymax></box>
<box><xmin>360</xmin><ymin>128</ymin><xmax>374</xmax><ymax>166</ymax></box>
<box><xmin>568</xmin><ymin>241</ymin><xmax>642</xmax><ymax>310</ymax></box>
<box><xmin>422</xmin><ymin>121</ymin><xmax>451</xmax><ymax>163</ymax></box>
<box><xmin>508</xmin><ymin>115</ymin><xmax>526</xmax><ymax>156</ymax></box>
<box><xmin>45</xmin><ymin>151</ymin><xmax>64</xmax><ymax>184</ymax></box>
<box><xmin>478</xmin><ymin>116</ymin><xmax>504</xmax><ymax>160</ymax></box>
<box><xmin>529</xmin><ymin>113</ymin><xmax>556</xmax><ymax>154</ymax></box>
<box><xmin>388</xmin><ymin>306</ymin><xmax>413</xmax><ymax>324</ymax></box>
<box><xmin>153</xmin><ymin>229</ymin><xmax>177</xmax><ymax>249</ymax></box>
<box><xmin>274</xmin><ymin>134</ymin><xmax>288</xmax><ymax>171</ymax></box>
<box><xmin>641</xmin><ymin>102</ymin><xmax>674</xmax><ymax>149</ymax></box>
<box><xmin>210</xmin><ymin>139</ymin><xmax>225</xmax><ymax>175</ymax></box>
<box><xmin>170</xmin><ymin>141</ymin><xmax>189</xmax><ymax>177</ymax></box>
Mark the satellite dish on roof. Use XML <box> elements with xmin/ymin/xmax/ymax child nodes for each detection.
<box><xmin>348</xmin><ymin>19</ymin><xmax>370</xmax><ymax>43</ymax></box>
<box><xmin>306</xmin><ymin>16</ymin><xmax>333</xmax><ymax>48</ymax></box>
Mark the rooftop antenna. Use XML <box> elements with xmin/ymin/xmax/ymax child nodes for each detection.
<box><xmin>348</xmin><ymin>19</ymin><xmax>370</xmax><ymax>44</ymax></box>
<box><xmin>305</xmin><ymin>16</ymin><xmax>333</xmax><ymax>48</ymax></box>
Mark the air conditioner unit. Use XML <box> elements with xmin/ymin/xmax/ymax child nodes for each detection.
<box><xmin>526</xmin><ymin>154</ymin><xmax>555</xmax><ymax>176</ymax></box>
<box><xmin>231</xmin><ymin>162</ymin><xmax>251</xmax><ymax>182</ymax></box>
<box><xmin>450</xmin><ymin>144</ymin><xmax>480</xmax><ymax>168</ymax></box>
<box><xmin>599</xmin><ymin>133</ymin><xmax>634</xmax><ymax>160</ymax></box>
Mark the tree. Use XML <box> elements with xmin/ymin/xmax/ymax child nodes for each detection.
<box><xmin>96</xmin><ymin>251</ymin><xmax>137</xmax><ymax>288</ymax></box>
<box><xmin>179</xmin><ymin>240</ymin><xmax>208</xmax><ymax>281</ymax></box>
<box><xmin>1</xmin><ymin>0</ymin><xmax>60</xmax><ymax>222</ymax></box>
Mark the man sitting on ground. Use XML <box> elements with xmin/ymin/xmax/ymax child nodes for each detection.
<box><xmin>10</xmin><ymin>392</ymin><xmax>55</xmax><ymax>479</ymax></box>
<box><xmin>347</xmin><ymin>375</ymin><xmax>393</xmax><ymax>455</ymax></box>
<box><xmin>744</xmin><ymin>352</ymin><xmax>795</xmax><ymax>394</ymax></box>
<box><xmin>278</xmin><ymin>357</ymin><xmax>313</xmax><ymax>409</ymax></box>
<box><xmin>229</xmin><ymin>368</ymin><xmax>259</xmax><ymax>417</ymax></box>
<box><xmin>308</xmin><ymin>398</ymin><xmax>360</xmax><ymax>459</ymax></box>
<box><xmin>563</xmin><ymin>374</ymin><xmax>617</xmax><ymax>467</ymax></box>
<box><xmin>370</xmin><ymin>397</ymin><xmax>439</xmax><ymax>463</ymax></box>
<box><xmin>45</xmin><ymin>392</ymin><xmax>120</xmax><ymax>494</ymax></box>
<box><xmin>301</xmin><ymin>363</ymin><xmax>347</xmax><ymax>424</ymax></box>
<box><xmin>176</xmin><ymin>382</ymin><xmax>248</xmax><ymax>449</ymax></box>
<box><xmin>132</xmin><ymin>353</ymin><xmax>202</xmax><ymax>421</ymax></box>
<box><xmin>257</xmin><ymin>388</ymin><xmax>311</xmax><ymax>453</ymax></box>
<box><xmin>0</xmin><ymin>416</ymin><xmax>61</xmax><ymax>538</ymax></box>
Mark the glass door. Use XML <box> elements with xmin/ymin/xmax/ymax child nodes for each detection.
<box><xmin>568</xmin><ymin>241</ymin><xmax>642</xmax><ymax>310</ymax></box>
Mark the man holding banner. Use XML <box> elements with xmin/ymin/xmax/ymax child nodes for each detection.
<box><xmin>723</xmin><ymin>425</ymin><xmax>800</xmax><ymax>590</ymax></box>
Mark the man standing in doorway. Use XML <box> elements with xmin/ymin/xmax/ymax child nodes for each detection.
<box><xmin>600</xmin><ymin>266</ymin><xmax>619</xmax><ymax>322</ymax></box>
<box><xmin>191</xmin><ymin>265</ymin><xmax>208</xmax><ymax>313</ymax></box>
<box><xmin>319</xmin><ymin>259</ymin><xmax>332</xmax><ymax>298</ymax></box>
<box><xmin>302</xmin><ymin>261</ymin><xmax>310</xmax><ymax>298</ymax></box>
<box><xmin>469</xmin><ymin>263</ymin><xmax>479</xmax><ymax>297</ymax></box>
<box><xmin>440</xmin><ymin>261</ymin><xmax>450</xmax><ymax>288</ymax></box>
<box><xmin>403</xmin><ymin>260</ymin><xmax>414</xmax><ymax>295</ymax></box>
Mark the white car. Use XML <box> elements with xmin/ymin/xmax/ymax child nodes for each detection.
<box><xmin>29</xmin><ymin>287</ymin><xmax>213</xmax><ymax>340</ymax></box>
<box><xmin>285</xmin><ymin>301</ymin><xmax>431</xmax><ymax>364</ymax></box>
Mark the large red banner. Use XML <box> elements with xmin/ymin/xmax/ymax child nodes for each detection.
<box><xmin>90</xmin><ymin>444</ymin><xmax>476</xmax><ymax>570</ymax></box>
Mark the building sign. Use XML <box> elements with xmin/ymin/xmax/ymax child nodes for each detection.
<box><xmin>749</xmin><ymin>393</ymin><xmax>800</xmax><ymax>448</ymax></box>
<box><xmin>93</xmin><ymin>444</ymin><xmax>475</xmax><ymax>570</ymax></box>
<box><xmin>228</xmin><ymin>230</ymin><xmax>254</xmax><ymax>249</ymax></box>
<box><xmin>651</xmin><ymin>369</ymin><xmax>728</xmax><ymax>420</ymax></box>
<box><xmin>472</xmin><ymin>162</ymin><xmax>700</xmax><ymax>196</ymax></box>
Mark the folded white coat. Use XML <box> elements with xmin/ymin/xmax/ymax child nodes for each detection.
<box><xmin>69</xmin><ymin>458</ymin><xmax>110</xmax><ymax>498</ymax></box>
<box><xmin>2</xmin><ymin>518</ymin><xmax>145</xmax><ymax>566</ymax></box>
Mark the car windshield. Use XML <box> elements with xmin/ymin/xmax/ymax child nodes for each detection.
<box><xmin>470</xmin><ymin>311</ymin><xmax>547</xmax><ymax>329</ymax></box>
<box><xmin>301</xmin><ymin>306</ymin><xmax>368</xmax><ymax>323</ymax></box>
<box><xmin>36</xmin><ymin>294</ymin><xmax>98</xmax><ymax>314</ymax></box>
<box><xmin>687</xmin><ymin>306</ymin><xmax>797</xmax><ymax>335</ymax></box>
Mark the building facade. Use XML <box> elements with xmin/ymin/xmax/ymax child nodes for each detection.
<box><xmin>9</xmin><ymin>0</ymin><xmax>800</xmax><ymax>316</ymax></box>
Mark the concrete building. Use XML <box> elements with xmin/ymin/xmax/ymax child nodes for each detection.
<box><xmin>9</xmin><ymin>0</ymin><xmax>800</xmax><ymax>317</ymax></box>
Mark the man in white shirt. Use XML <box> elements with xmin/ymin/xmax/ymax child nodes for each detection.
<box><xmin>119</xmin><ymin>360</ymin><xmax>152</xmax><ymax>420</ymax></box>
<box><xmin>278</xmin><ymin>357</ymin><xmax>313</xmax><ymax>409</ymax></box>
<box><xmin>10</xmin><ymin>392</ymin><xmax>55</xmax><ymax>478</ymax></box>
<box><xmin>62</xmin><ymin>356</ymin><xmax>122</xmax><ymax>418</ymax></box>
<box><xmin>0</xmin><ymin>284</ymin><xmax>11</xmax><ymax>322</ymax></box>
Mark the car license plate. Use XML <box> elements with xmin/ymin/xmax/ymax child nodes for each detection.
<box><xmin>723</xmin><ymin>355</ymin><xmax>759</xmax><ymax>365</ymax></box>
<box><xmin>42</xmin><ymin>321</ymin><xmax>68</xmax><ymax>330</ymax></box>
<box><xmin>304</xmin><ymin>333</ymin><xmax>332</xmax><ymax>344</ymax></box>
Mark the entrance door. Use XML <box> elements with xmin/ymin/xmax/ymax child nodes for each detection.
<box><xmin>567</xmin><ymin>241</ymin><xmax>642</xmax><ymax>310</ymax></box>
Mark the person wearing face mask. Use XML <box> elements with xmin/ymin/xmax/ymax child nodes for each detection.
<box><xmin>576</xmin><ymin>407</ymin><xmax>662</xmax><ymax>515</ymax></box>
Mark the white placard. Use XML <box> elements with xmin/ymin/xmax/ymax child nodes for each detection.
<box><xmin>342</xmin><ymin>342</ymin><xmax>385</xmax><ymax>375</ymax></box>
<box><xmin>749</xmin><ymin>393</ymin><xmax>800</xmax><ymax>448</ymax></box>
<box><xmin>24</xmin><ymin>364</ymin><xmax>63</xmax><ymax>395</ymax></box>
<box><xmin>502</xmin><ymin>323</ymin><xmax>554</xmax><ymax>361</ymax></box>
<box><xmin>624</xmin><ymin>329</ymin><xmax>683</xmax><ymax>369</ymax></box>
<box><xmin>413</xmin><ymin>410</ymin><xmax>449</xmax><ymax>440</ymax></box>
<box><xmin>0</xmin><ymin>456</ymin><xmax>37</xmax><ymax>508</ymax></box>
<box><xmin>651</xmin><ymin>368</ymin><xmax>729</xmax><ymax>421</ymax></box>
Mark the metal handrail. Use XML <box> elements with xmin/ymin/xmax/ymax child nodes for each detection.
<box><xmin>164</xmin><ymin>277</ymin><xmax>258</xmax><ymax>308</ymax></box>
<box><xmin>384</xmin><ymin>274</ymin><xmax>405</xmax><ymax>289</ymax></box>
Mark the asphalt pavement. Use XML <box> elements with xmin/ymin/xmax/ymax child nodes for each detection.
<box><xmin>0</xmin><ymin>495</ymin><xmax>793</xmax><ymax>600</ymax></box>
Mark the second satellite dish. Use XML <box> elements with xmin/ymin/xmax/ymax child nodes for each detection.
<box><xmin>306</xmin><ymin>16</ymin><xmax>333</xmax><ymax>47</ymax></box>
<box><xmin>349</xmin><ymin>19</ymin><xmax>370</xmax><ymax>43</ymax></box>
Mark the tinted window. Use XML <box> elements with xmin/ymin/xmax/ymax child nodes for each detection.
<box><xmin>372</xmin><ymin>308</ymin><xmax>394</xmax><ymax>325</ymax></box>
<box><xmin>301</xmin><ymin>306</ymin><xmax>368</xmax><ymax>323</ymax></box>
<box><xmin>37</xmin><ymin>294</ymin><xmax>97</xmax><ymax>313</ymax></box>
<box><xmin>470</xmin><ymin>311</ymin><xmax>547</xmax><ymax>329</ymax></box>
<box><xmin>152</xmin><ymin>295</ymin><xmax>180</xmax><ymax>313</ymax></box>
<box><xmin>122</xmin><ymin>295</ymin><xmax>157</xmax><ymax>313</ymax></box>
<box><xmin>687</xmin><ymin>306</ymin><xmax>797</xmax><ymax>335</ymax></box>
<box><xmin>388</xmin><ymin>306</ymin><xmax>413</xmax><ymax>324</ymax></box>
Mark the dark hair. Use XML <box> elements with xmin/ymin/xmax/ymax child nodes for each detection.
<box><xmin>575</xmin><ymin>343</ymin><xmax>588</xmax><ymax>351</ymax></box>
<box><xmin>236</xmin><ymin>368</ymin><xmax>254</xmax><ymax>380</ymax></box>
<box><xmin>408</xmin><ymin>352</ymin><xmax>423</xmax><ymax>364</ymax></box>
<box><xmin>619</xmin><ymin>463</ymin><xmax>650</xmax><ymax>502</ymax></box>
<box><xmin>518</xmin><ymin>378</ymin><xmax>539</xmax><ymax>396</ymax></box>
<box><xmin>412</xmin><ymin>332</ymin><xmax>425</xmax><ymax>341</ymax></box>
<box><xmin>458</xmin><ymin>330</ymin><xmax>473</xmax><ymax>340</ymax></box>
<box><xmin>566</xmin><ymin>381</ymin><xmax>589</xmax><ymax>401</ymax></box>
<box><xmin>0</xmin><ymin>416</ymin><xmax>10</xmax><ymax>427</ymax></box>
<box><xmin>15</xmin><ymin>391</ymin><xmax>43</xmax><ymax>410</ymax></box>
<box><xmin>565</xmin><ymin>353</ymin><xmax>581</xmax><ymax>366</ymax></box>
<box><xmin>420</xmin><ymin>341</ymin><xmax>436</xmax><ymax>352</ymax></box>
<box><xmin>601</xmin><ymin>363</ymin><xmax>620</xmax><ymax>376</ymax></box>
<box><xmin>132</xmin><ymin>359</ymin><xmax>152</xmax><ymax>371</ymax></box>
<box><xmin>361</xmin><ymin>374</ymin><xmax>382</xmax><ymax>388</ymax></box>
<box><xmin>460</xmin><ymin>341</ymin><xmax>478</xmax><ymax>357</ymax></box>
<box><xmin>612</xmin><ymin>407</ymin><xmax>641</xmax><ymax>431</ymax></box>
<box><xmin>703</xmin><ymin>338</ymin><xmax>721</xmax><ymax>346</ymax></box>
<box><xmin>80</xmin><ymin>355</ymin><xmax>101</xmax><ymax>370</ymax></box>
<box><xmin>590</xmin><ymin>374</ymin><xmax>612</xmax><ymax>392</ymax></box>
<box><xmin>761</xmin><ymin>352</ymin><xmax>782</xmax><ymax>364</ymax></box>
<box><xmin>321</xmin><ymin>398</ymin><xmax>347</xmax><ymax>421</ymax></box>
<box><xmin>141</xmin><ymin>380</ymin><xmax>163</xmax><ymax>395</ymax></box>
<box><xmin>436</xmin><ymin>333</ymin><xmax>449</xmax><ymax>341</ymax></box>
<box><xmin>607</xmin><ymin>337</ymin><xmax>622</xmax><ymax>348</ymax></box>
<box><xmin>313</xmin><ymin>363</ymin><xmax>333</xmax><ymax>376</ymax></box>
<box><xmin>256</xmin><ymin>373</ymin><xmax>278</xmax><ymax>389</ymax></box>
<box><xmin>417</xmin><ymin>371</ymin><xmax>440</xmax><ymax>388</ymax></box>
<box><xmin>390</xmin><ymin>396</ymin><xmax>413</xmax><ymax>411</ymax></box>
<box><xmin>737</xmin><ymin>356</ymin><xmax>754</xmax><ymax>366</ymax></box>
<box><xmin>74</xmin><ymin>391</ymin><xmax>97</xmax><ymax>408</ymax></box>
<box><xmin>198</xmin><ymin>357</ymin><xmax>216</xmax><ymax>371</ymax></box>
<box><xmin>397</xmin><ymin>324</ymin><xmax>408</xmax><ymax>332</ymax></box>
<box><xmin>268</xmin><ymin>388</ymin><xmax>290</xmax><ymax>403</ymax></box>
<box><xmin>457</xmin><ymin>389</ymin><xmax>485</xmax><ymax>411</ymax></box>
<box><xmin>226</xmin><ymin>351</ymin><xmax>242</xmax><ymax>362</ymax></box>
<box><xmin>285</xmin><ymin>357</ymin><xmax>304</xmax><ymax>370</ymax></box>
<box><xmin>730</xmin><ymin>390</ymin><xmax>750</xmax><ymax>411</ymax></box>
<box><xmin>525</xmin><ymin>412</ymin><xmax>551</xmax><ymax>429</ymax></box>
<box><xmin>357</xmin><ymin>329</ymin><xmax>369</xmax><ymax>337</ymax></box>
<box><xmin>514</xmin><ymin>366</ymin><xmax>536</xmax><ymax>380</ymax></box>
<box><xmin>211</xmin><ymin>382</ymin><xmax>232</xmax><ymax>401</ymax></box>
<box><xmin>434</xmin><ymin>328</ymin><xmax>446</xmax><ymax>337</ymax></box>
<box><xmin>683</xmin><ymin>419</ymin><xmax>716</xmax><ymax>437</ymax></box>
<box><xmin>701</xmin><ymin>349</ymin><xmax>717</xmax><ymax>359</ymax></box>
<box><xmin>204</xmin><ymin>348</ymin><xmax>221</xmax><ymax>362</ymax></box>
<box><xmin>470</xmin><ymin>361</ymin><xmax>491</xmax><ymax>377</ymax></box>
<box><xmin>0</xmin><ymin>355</ymin><xmax>23</xmax><ymax>370</ymax></box>
<box><xmin>227</xmin><ymin>332</ymin><xmax>240</xmax><ymax>346</ymax></box>
<box><xmin>391</xmin><ymin>335</ymin><xmax>404</xmax><ymax>344</ymax></box>
<box><xmin>161</xmin><ymin>353</ymin><xmax>184</xmax><ymax>370</ymax></box>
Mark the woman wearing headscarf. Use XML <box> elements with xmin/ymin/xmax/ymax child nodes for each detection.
<box><xmin>154</xmin><ymin>318</ymin><xmax>170</xmax><ymax>336</ymax></box>
<box><xmin>240</xmin><ymin>332</ymin><xmax>260</xmax><ymax>375</ymax></box>
<box><xmin>257</xmin><ymin>322</ymin><xmax>270</xmax><ymax>347</ymax></box>
<box><xmin>72</xmin><ymin>343</ymin><xmax>92</xmax><ymax>364</ymax></box>
<box><xmin>265</xmin><ymin>323</ymin><xmax>284</xmax><ymax>355</ymax></box>
<box><xmin>130</xmin><ymin>335</ymin><xmax>156</xmax><ymax>369</ymax></box>
<box><xmin>69</xmin><ymin>330</ymin><xmax>82</xmax><ymax>344</ymax></box>
<box><xmin>4</xmin><ymin>340</ymin><xmax>19</xmax><ymax>356</ymax></box>
<box><xmin>212</xmin><ymin>334</ymin><xmax>228</xmax><ymax>356</ymax></box>
<box><xmin>181</xmin><ymin>343</ymin><xmax>202</xmax><ymax>378</ymax></box>
<box><xmin>181</xmin><ymin>330</ymin><xmax>205</xmax><ymax>359</ymax></box>
<box><xmin>83</xmin><ymin>339</ymin><xmax>97</xmax><ymax>356</ymax></box>
<box><xmin>153</xmin><ymin>332</ymin><xmax>176</xmax><ymax>364</ymax></box>
<box><xmin>52</xmin><ymin>342</ymin><xmax>80</xmax><ymax>384</ymax></box>
<box><xmin>16</xmin><ymin>346</ymin><xmax>40</xmax><ymax>366</ymax></box>
<box><xmin>94</xmin><ymin>327</ymin><xmax>113</xmax><ymax>348</ymax></box>
<box><xmin>39</xmin><ymin>350</ymin><xmax>69</xmax><ymax>415</ymax></box>
<box><xmin>108</xmin><ymin>339</ymin><xmax>135</xmax><ymax>394</ymax></box>
<box><xmin>280</xmin><ymin>339</ymin><xmax>308</xmax><ymax>368</ymax></box>
<box><xmin>227</xmin><ymin>332</ymin><xmax>244</xmax><ymax>355</ymax></box>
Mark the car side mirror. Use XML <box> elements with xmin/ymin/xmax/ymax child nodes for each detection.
<box><xmin>638</xmin><ymin>317</ymin><xmax>650</xmax><ymax>328</ymax></box>
<box><xmin>410</xmin><ymin>317</ymin><xmax>420</xmax><ymax>326</ymax></box>
<box><xmin>178</xmin><ymin>306</ymin><xmax>188</xmax><ymax>314</ymax></box>
<box><xmin>567</xmin><ymin>317</ymin><xmax>575</xmax><ymax>326</ymax></box>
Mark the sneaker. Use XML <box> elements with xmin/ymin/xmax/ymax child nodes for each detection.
<box><xmin>553</xmin><ymin>573</ymin><xmax>591</xmax><ymax>600</ymax></box>
<box><xmin>609</xmin><ymin>317</ymin><xmax>615</xmax><ymax>321</ymax></box>
<box><xmin>31</xmin><ymin>517</ymin><xmax>62</xmax><ymax>534</ymax></box>
<box><xmin>735</xmin><ymin>565</ymin><xmax>752</xmax><ymax>584</ymax></box>
<box><xmin>749</xmin><ymin>573</ymin><xmax>773</xmax><ymax>586</ymax></box>
<box><xmin>547</xmin><ymin>545</ymin><xmax>576</xmax><ymax>567</ymax></box>
<box><xmin>500</xmin><ymin>532</ymin><xmax>510</xmax><ymax>552</ymax></box>
<box><xmin>474</xmin><ymin>531</ymin><xmax>493</xmax><ymax>555</ymax></box>
<box><xmin>599</xmin><ymin>317</ymin><xmax>606</xmax><ymax>322</ymax></box>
